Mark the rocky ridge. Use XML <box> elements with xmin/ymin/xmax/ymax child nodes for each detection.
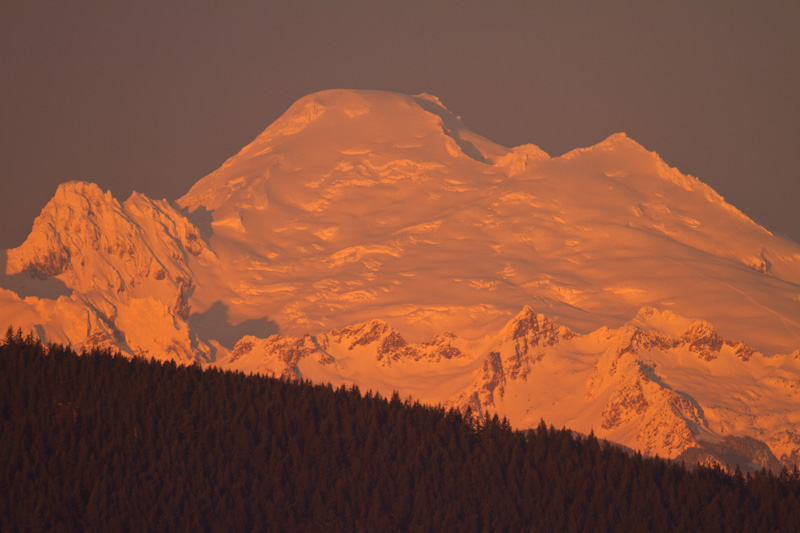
<box><xmin>221</xmin><ymin>306</ymin><xmax>800</xmax><ymax>472</ymax></box>
<box><xmin>1</xmin><ymin>89</ymin><xmax>798</xmax><ymax>471</ymax></box>
<box><xmin>3</xmin><ymin>181</ymin><xmax>215</xmax><ymax>361</ymax></box>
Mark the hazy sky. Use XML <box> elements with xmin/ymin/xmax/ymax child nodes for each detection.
<box><xmin>2</xmin><ymin>2</ymin><xmax>798</xmax><ymax>249</ymax></box>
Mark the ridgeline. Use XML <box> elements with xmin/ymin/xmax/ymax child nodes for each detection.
<box><xmin>2</xmin><ymin>328</ymin><xmax>798</xmax><ymax>531</ymax></box>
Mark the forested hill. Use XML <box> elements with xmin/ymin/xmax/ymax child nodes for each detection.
<box><xmin>2</xmin><ymin>329</ymin><xmax>799</xmax><ymax>532</ymax></box>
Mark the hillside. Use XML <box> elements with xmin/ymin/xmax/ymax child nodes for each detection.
<box><xmin>2</xmin><ymin>333</ymin><xmax>799</xmax><ymax>531</ymax></box>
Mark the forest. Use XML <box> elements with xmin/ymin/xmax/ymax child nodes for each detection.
<box><xmin>2</xmin><ymin>327</ymin><xmax>799</xmax><ymax>532</ymax></box>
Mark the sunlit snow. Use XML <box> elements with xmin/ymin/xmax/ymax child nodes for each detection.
<box><xmin>2</xmin><ymin>89</ymin><xmax>798</xmax><ymax>469</ymax></box>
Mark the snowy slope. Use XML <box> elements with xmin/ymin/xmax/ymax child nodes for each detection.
<box><xmin>221</xmin><ymin>306</ymin><xmax>800</xmax><ymax>471</ymax></box>
<box><xmin>2</xmin><ymin>89</ymin><xmax>798</xmax><ymax>468</ymax></box>
<box><xmin>2</xmin><ymin>181</ymin><xmax>215</xmax><ymax>361</ymax></box>
<box><xmin>176</xmin><ymin>89</ymin><xmax>800</xmax><ymax>355</ymax></box>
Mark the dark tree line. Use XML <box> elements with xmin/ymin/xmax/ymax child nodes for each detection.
<box><xmin>1</xmin><ymin>327</ymin><xmax>799</xmax><ymax>531</ymax></box>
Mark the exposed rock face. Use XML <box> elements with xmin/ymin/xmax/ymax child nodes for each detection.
<box><xmin>447</xmin><ymin>351</ymin><xmax>507</xmax><ymax>414</ymax></box>
<box><xmin>331</xmin><ymin>320</ymin><xmax>414</xmax><ymax>366</ymax></box>
<box><xmin>2</xmin><ymin>90</ymin><xmax>799</xmax><ymax>472</ymax></box>
<box><xmin>5</xmin><ymin>181</ymin><xmax>214</xmax><ymax>362</ymax></box>
<box><xmin>217</xmin><ymin>305</ymin><xmax>800</xmax><ymax>473</ymax></box>
<box><xmin>498</xmin><ymin>305</ymin><xmax>567</xmax><ymax>345</ymax></box>
<box><xmin>601</xmin><ymin>375</ymin><xmax>650</xmax><ymax>431</ymax></box>
<box><xmin>681</xmin><ymin>321</ymin><xmax>724</xmax><ymax>361</ymax></box>
<box><xmin>332</xmin><ymin>320</ymin><xmax>395</xmax><ymax>349</ymax></box>
<box><xmin>417</xmin><ymin>333</ymin><xmax>470</xmax><ymax>362</ymax></box>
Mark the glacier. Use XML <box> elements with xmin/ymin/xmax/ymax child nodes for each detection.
<box><xmin>2</xmin><ymin>89</ymin><xmax>799</xmax><ymax>470</ymax></box>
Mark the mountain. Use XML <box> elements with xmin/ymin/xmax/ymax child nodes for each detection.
<box><xmin>1</xmin><ymin>181</ymin><xmax>215</xmax><ymax>362</ymax></box>
<box><xmin>2</xmin><ymin>89</ymin><xmax>799</xmax><ymax>469</ymax></box>
<box><xmin>220</xmin><ymin>306</ymin><xmax>800</xmax><ymax>470</ymax></box>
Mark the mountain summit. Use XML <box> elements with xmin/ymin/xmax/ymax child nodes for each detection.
<box><xmin>2</xmin><ymin>89</ymin><xmax>799</xmax><ymax>469</ymax></box>
<box><xmin>170</xmin><ymin>89</ymin><xmax>799</xmax><ymax>354</ymax></box>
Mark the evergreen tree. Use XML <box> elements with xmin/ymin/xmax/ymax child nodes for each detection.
<box><xmin>1</xmin><ymin>328</ymin><xmax>799</xmax><ymax>531</ymax></box>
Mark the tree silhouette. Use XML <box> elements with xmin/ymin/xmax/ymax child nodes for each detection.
<box><xmin>1</xmin><ymin>329</ymin><xmax>799</xmax><ymax>531</ymax></box>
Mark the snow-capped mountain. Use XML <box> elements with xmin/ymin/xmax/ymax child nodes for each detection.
<box><xmin>2</xmin><ymin>181</ymin><xmax>215</xmax><ymax>361</ymax></box>
<box><xmin>2</xmin><ymin>89</ymin><xmax>798</xmax><ymax>470</ymax></box>
<box><xmin>222</xmin><ymin>306</ymin><xmax>800</xmax><ymax>470</ymax></box>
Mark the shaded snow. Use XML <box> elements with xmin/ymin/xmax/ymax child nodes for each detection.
<box><xmin>2</xmin><ymin>89</ymin><xmax>799</xmax><ymax>469</ymax></box>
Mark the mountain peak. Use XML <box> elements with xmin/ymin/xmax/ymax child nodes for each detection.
<box><xmin>55</xmin><ymin>180</ymin><xmax>112</xmax><ymax>201</ymax></box>
<box><xmin>177</xmin><ymin>88</ymin><xmax>506</xmax><ymax>215</ymax></box>
<box><xmin>561</xmin><ymin>130</ymin><xmax>654</xmax><ymax>163</ymax></box>
<box><xmin>331</xmin><ymin>318</ymin><xmax>397</xmax><ymax>347</ymax></box>
<box><xmin>264</xmin><ymin>89</ymin><xmax>374</xmax><ymax>137</ymax></box>
<box><xmin>262</xmin><ymin>89</ymin><xmax>454</xmax><ymax>140</ymax></box>
<box><xmin>499</xmin><ymin>306</ymin><xmax>569</xmax><ymax>345</ymax></box>
<box><xmin>597</xmin><ymin>131</ymin><xmax>637</xmax><ymax>148</ymax></box>
<box><xmin>45</xmin><ymin>181</ymin><xmax>123</xmax><ymax>219</ymax></box>
<box><xmin>493</xmin><ymin>143</ymin><xmax>550</xmax><ymax>175</ymax></box>
<box><xmin>7</xmin><ymin>181</ymin><xmax>125</xmax><ymax>277</ymax></box>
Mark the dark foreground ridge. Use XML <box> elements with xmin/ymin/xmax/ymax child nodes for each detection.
<box><xmin>2</xmin><ymin>328</ymin><xmax>799</xmax><ymax>532</ymax></box>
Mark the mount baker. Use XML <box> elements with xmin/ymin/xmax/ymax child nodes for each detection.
<box><xmin>2</xmin><ymin>90</ymin><xmax>799</xmax><ymax>470</ymax></box>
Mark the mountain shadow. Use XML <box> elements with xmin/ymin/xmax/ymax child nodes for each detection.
<box><xmin>0</xmin><ymin>250</ymin><xmax>72</xmax><ymax>300</ymax></box>
<box><xmin>188</xmin><ymin>300</ymin><xmax>279</xmax><ymax>354</ymax></box>
<box><xmin>181</xmin><ymin>205</ymin><xmax>214</xmax><ymax>242</ymax></box>
<box><xmin>412</xmin><ymin>95</ymin><xmax>487</xmax><ymax>163</ymax></box>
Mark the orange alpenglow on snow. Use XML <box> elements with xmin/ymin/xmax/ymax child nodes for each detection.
<box><xmin>2</xmin><ymin>89</ymin><xmax>799</xmax><ymax>470</ymax></box>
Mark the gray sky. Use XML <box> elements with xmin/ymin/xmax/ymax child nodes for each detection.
<box><xmin>2</xmin><ymin>2</ymin><xmax>798</xmax><ymax>249</ymax></box>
